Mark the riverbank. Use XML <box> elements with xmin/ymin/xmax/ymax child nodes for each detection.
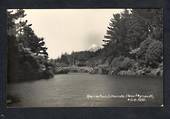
<box><xmin>54</xmin><ymin>65</ymin><xmax>163</xmax><ymax>77</ymax></box>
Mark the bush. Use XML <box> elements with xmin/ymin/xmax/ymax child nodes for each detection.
<box><xmin>54</xmin><ymin>68</ymin><xmax>69</xmax><ymax>74</ymax></box>
<box><xmin>42</xmin><ymin>69</ymin><xmax>54</xmax><ymax>79</ymax></box>
<box><xmin>120</xmin><ymin>57</ymin><xmax>135</xmax><ymax>70</ymax></box>
<box><xmin>136</xmin><ymin>37</ymin><xmax>153</xmax><ymax>60</ymax></box>
<box><xmin>110</xmin><ymin>56</ymin><xmax>135</xmax><ymax>72</ymax></box>
<box><xmin>110</xmin><ymin>56</ymin><xmax>125</xmax><ymax>68</ymax></box>
<box><xmin>145</xmin><ymin>40</ymin><xmax>163</xmax><ymax>68</ymax></box>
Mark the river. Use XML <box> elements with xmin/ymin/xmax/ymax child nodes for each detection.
<box><xmin>7</xmin><ymin>73</ymin><xmax>163</xmax><ymax>107</ymax></box>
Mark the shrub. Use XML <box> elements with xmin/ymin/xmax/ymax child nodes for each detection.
<box><xmin>120</xmin><ymin>57</ymin><xmax>135</xmax><ymax>70</ymax></box>
<box><xmin>145</xmin><ymin>40</ymin><xmax>163</xmax><ymax>68</ymax></box>
<box><xmin>110</xmin><ymin>56</ymin><xmax>125</xmax><ymax>68</ymax></box>
<box><xmin>136</xmin><ymin>37</ymin><xmax>153</xmax><ymax>60</ymax></box>
<box><xmin>110</xmin><ymin>56</ymin><xmax>135</xmax><ymax>71</ymax></box>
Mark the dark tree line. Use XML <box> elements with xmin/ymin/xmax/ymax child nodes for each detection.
<box><xmin>104</xmin><ymin>10</ymin><xmax>162</xmax><ymax>64</ymax></box>
<box><xmin>55</xmin><ymin>9</ymin><xmax>163</xmax><ymax>75</ymax></box>
<box><xmin>56</xmin><ymin>51</ymin><xmax>97</xmax><ymax>66</ymax></box>
<box><xmin>7</xmin><ymin>9</ymin><xmax>53</xmax><ymax>83</ymax></box>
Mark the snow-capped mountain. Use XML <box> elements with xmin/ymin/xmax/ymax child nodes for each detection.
<box><xmin>88</xmin><ymin>44</ymin><xmax>103</xmax><ymax>52</ymax></box>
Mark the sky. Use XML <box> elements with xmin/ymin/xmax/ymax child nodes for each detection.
<box><xmin>24</xmin><ymin>9</ymin><xmax>124</xmax><ymax>59</ymax></box>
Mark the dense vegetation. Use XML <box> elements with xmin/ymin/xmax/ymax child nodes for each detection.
<box><xmin>7</xmin><ymin>9</ymin><xmax>54</xmax><ymax>83</ymax></box>
<box><xmin>7</xmin><ymin>9</ymin><xmax>163</xmax><ymax>83</ymax></box>
<box><xmin>55</xmin><ymin>9</ymin><xmax>163</xmax><ymax>76</ymax></box>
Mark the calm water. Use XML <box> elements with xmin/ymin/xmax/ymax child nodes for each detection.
<box><xmin>7</xmin><ymin>73</ymin><xmax>163</xmax><ymax>107</ymax></box>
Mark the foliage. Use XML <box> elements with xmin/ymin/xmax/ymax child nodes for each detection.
<box><xmin>7</xmin><ymin>9</ymin><xmax>53</xmax><ymax>83</ymax></box>
<box><xmin>136</xmin><ymin>37</ymin><xmax>154</xmax><ymax>61</ymax></box>
<box><xmin>103</xmin><ymin>9</ymin><xmax>131</xmax><ymax>57</ymax></box>
<box><xmin>145</xmin><ymin>40</ymin><xmax>163</xmax><ymax>68</ymax></box>
<box><xmin>101</xmin><ymin>9</ymin><xmax>163</xmax><ymax>75</ymax></box>
<box><xmin>110</xmin><ymin>56</ymin><xmax>135</xmax><ymax>71</ymax></box>
<box><xmin>56</xmin><ymin>51</ymin><xmax>95</xmax><ymax>66</ymax></box>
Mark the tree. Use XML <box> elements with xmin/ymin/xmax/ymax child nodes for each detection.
<box><xmin>19</xmin><ymin>26</ymin><xmax>48</xmax><ymax>59</ymax></box>
<box><xmin>101</xmin><ymin>9</ymin><xmax>163</xmax><ymax>74</ymax></box>
<box><xmin>128</xmin><ymin>9</ymin><xmax>163</xmax><ymax>42</ymax></box>
<box><xmin>7</xmin><ymin>9</ymin><xmax>27</xmax><ymax>82</ymax></box>
<box><xmin>7</xmin><ymin>9</ymin><xmax>52</xmax><ymax>82</ymax></box>
<box><xmin>103</xmin><ymin>9</ymin><xmax>131</xmax><ymax>57</ymax></box>
<box><xmin>126</xmin><ymin>9</ymin><xmax>149</xmax><ymax>49</ymax></box>
<box><xmin>134</xmin><ymin>9</ymin><xmax>163</xmax><ymax>67</ymax></box>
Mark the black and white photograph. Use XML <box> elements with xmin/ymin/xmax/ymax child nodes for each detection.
<box><xmin>7</xmin><ymin>9</ymin><xmax>163</xmax><ymax>107</ymax></box>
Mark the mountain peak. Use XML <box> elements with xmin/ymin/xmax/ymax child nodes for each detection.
<box><xmin>88</xmin><ymin>44</ymin><xmax>102</xmax><ymax>52</ymax></box>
